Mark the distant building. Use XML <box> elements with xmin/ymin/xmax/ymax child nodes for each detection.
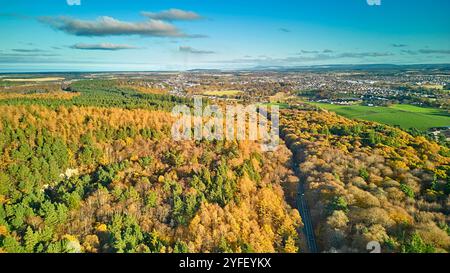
<box><xmin>429</xmin><ymin>127</ymin><xmax>450</xmax><ymax>141</ymax></box>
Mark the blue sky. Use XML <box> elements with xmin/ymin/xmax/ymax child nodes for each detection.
<box><xmin>0</xmin><ymin>0</ymin><xmax>449</xmax><ymax>71</ymax></box>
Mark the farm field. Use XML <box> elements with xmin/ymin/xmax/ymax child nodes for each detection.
<box><xmin>203</xmin><ymin>90</ymin><xmax>242</xmax><ymax>97</ymax></box>
<box><xmin>421</xmin><ymin>84</ymin><xmax>444</xmax><ymax>90</ymax></box>
<box><xmin>2</xmin><ymin>77</ymin><xmax>65</xmax><ymax>82</ymax></box>
<box><xmin>308</xmin><ymin>102</ymin><xmax>450</xmax><ymax>130</ymax></box>
<box><xmin>259</xmin><ymin>102</ymin><xmax>290</xmax><ymax>109</ymax></box>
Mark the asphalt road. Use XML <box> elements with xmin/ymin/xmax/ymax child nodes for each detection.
<box><xmin>260</xmin><ymin>106</ymin><xmax>319</xmax><ymax>253</ymax></box>
<box><xmin>297</xmin><ymin>182</ymin><xmax>318</xmax><ymax>253</ymax></box>
<box><xmin>206</xmin><ymin>104</ymin><xmax>319</xmax><ymax>253</ymax></box>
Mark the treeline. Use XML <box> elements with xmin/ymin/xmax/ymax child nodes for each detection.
<box><xmin>0</xmin><ymin>80</ymin><xmax>190</xmax><ymax>111</ymax></box>
<box><xmin>281</xmin><ymin>109</ymin><xmax>450</xmax><ymax>253</ymax></box>
<box><xmin>117</xmin><ymin>79</ymin><xmax>169</xmax><ymax>95</ymax></box>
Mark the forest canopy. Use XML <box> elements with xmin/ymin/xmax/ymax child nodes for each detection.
<box><xmin>0</xmin><ymin>80</ymin><xmax>303</xmax><ymax>253</ymax></box>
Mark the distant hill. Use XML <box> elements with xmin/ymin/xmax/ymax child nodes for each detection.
<box><xmin>247</xmin><ymin>63</ymin><xmax>450</xmax><ymax>72</ymax></box>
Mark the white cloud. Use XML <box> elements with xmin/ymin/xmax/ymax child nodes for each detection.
<box><xmin>70</xmin><ymin>43</ymin><xmax>139</xmax><ymax>50</ymax></box>
<box><xmin>39</xmin><ymin>16</ymin><xmax>193</xmax><ymax>37</ymax></box>
<box><xmin>141</xmin><ymin>9</ymin><xmax>202</xmax><ymax>21</ymax></box>
<box><xmin>179</xmin><ymin>46</ymin><xmax>215</xmax><ymax>54</ymax></box>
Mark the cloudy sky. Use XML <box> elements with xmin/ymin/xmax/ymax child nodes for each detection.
<box><xmin>0</xmin><ymin>0</ymin><xmax>449</xmax><ymax>72</ymax></box>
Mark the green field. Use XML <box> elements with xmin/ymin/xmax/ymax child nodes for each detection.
<box><xmin>309</xmin><ymin>103</ymin><xmax>450</xmax><ymax>130</ymax></box>
<box><xmin>0</xmin><ymin>80</ymin><xmax>23</xmax><ymax>87</ymax></box>
<box><xmin>259</xmin><ymin>102</ymin><xmax>290</xmax><ymax>109</ymax></box>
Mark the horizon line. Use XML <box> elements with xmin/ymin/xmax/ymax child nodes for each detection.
<box><xmin>1</xmin><ymin>63</ymin><xmax>450</xmax><ymax>74</ymax></box>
